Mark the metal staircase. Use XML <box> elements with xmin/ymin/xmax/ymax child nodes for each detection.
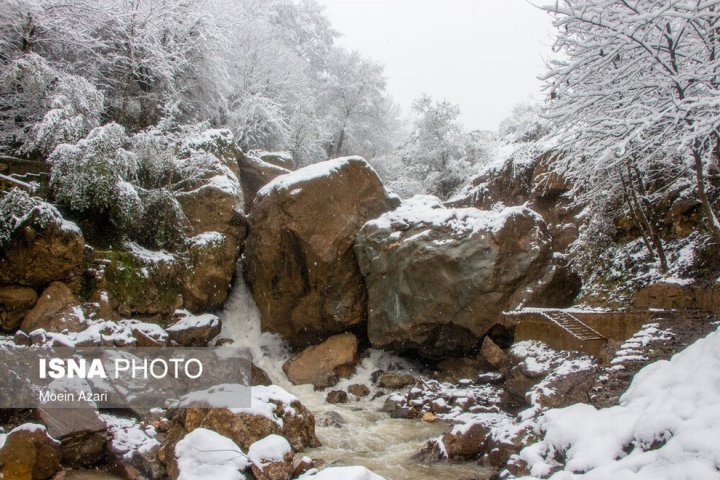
<box><xmin>540</xmin><ymin>311</ymin><xmax>606</xmax><ymax>341</ymax></box>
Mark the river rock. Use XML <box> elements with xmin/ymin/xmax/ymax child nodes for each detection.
<box><xmin>0</xmin><ymin>216</ymin><xmax>84</xmax><ymax>288</ymax></box>
<box><xmin>325</xmin><ymin>390</ymin><xmax>348</xmax><ymax>404</ymax></box>
<box><xmin>244</xmin><ymin>156</ymin><xmax>398</xmax><ymax>347</ymax></box>
<box><xmin>248</xmin><ymin>434</ymin><xmax>293</xmax><ymax>480</ymax></box>
<box><xmin>252</xmin><ymin>364</ymin><xmax>272</xmax><ymax>386</ymax></box>
<box><xmin>483</xmin><ymin>425</ymin><xmax>534</xmax><ymax>470</ymax></box>
<box><xmin>282</xmin><ymin>333</ymin><xmax>358</xmax><ymax>388</ymax></box>
<box><xmin>0</xmin><ymin>285</ymin><xmax>38</xmax><ymax>331</ymax></box>
<box><xmin>292</xmin><ymin>456</ymin><xmax>317</xmax><ymax>478</ymax></box>
<box><xmin>442</xmin><ymin>422</ymin><xmax>489</xmax><ymax>460</ymax></box>
<box><xmin>355</xmin><ymin>195</ymin><xmax>551</xmax><ymax>358</ymax></box>
<box><xmin>348</xmin><ymin>384</ymin><xmax>370</xmax><ymax>397</ymax></box>
<box><xmin>376</xmin><ymin>372</ymin><xmax>415</xmax><ymax>389</ymax></box>
<box><xmin>36</xmin><ymin>407</ymin><xmax>107</xmax><ymax>468</ymax></box>
<box><xmin>239</xmin><ymin>153</ymin><xmax>291</xmax><ymax>210</ymax></box>
<box><xmin>416</xmin><ymin>422</ymin><xmax>489</xmax><ymax>463</ymax></box>
<box><xmin>0</xmin><ymin>424</ymin><xmax>61</xmax><ymax>479</ymax></box>
<box><xmin>166</xmin><ymin>310</ymin><xmax>221</xmax><ymax>347</ymax></box>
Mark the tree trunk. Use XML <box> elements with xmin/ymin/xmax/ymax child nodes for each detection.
<box><xmin>692</xmin><ymin>147</ymin><xmax>720</xmax><ymax>242</ymax></box>
<box><xmin>620</xmin><ymin>171</ymin><xmax>655</xmax><ymax>261</ymax></box>
<box><xmin>628</xmin><ymin>165</ymin><xmax>668</xmax><ymax>273</ymax></box>
<box><xmin>333</xmin><ymin>127</ymin><xmax>345</xmax><ymax>158</ymax></box>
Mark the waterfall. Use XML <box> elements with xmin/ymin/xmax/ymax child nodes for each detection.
<box><xmin>217</xmin><ymin>267</ymin><xmax>493</xmax><ymax>480</ymax></box>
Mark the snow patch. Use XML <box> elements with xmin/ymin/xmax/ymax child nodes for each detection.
<box><xmin>518</xmin><ymin>327</ymin><xmax>720</xmax><ymax>479</ymax></box>
<box><xmin>247</xmin><ymin>434</ymin><xmax>291</xmax><ymax>466</ymax></box>
<box><xmin>366</xmin><ymin>194</ymin><xmax>540</xmax><ymax>238</ymax></box>
<box><xmin>299</xmin><ymin>465</ymin><xmax>386</xmax><ymax>480</ymax></box>
<box><xmin>257</xmin><ymin>156</ymin><xmax>365</xmax><ymax>197</ymax></box>
<box><xmin>167</xmin><ymin>311</ymin><xmax>220</xmax><ymax>333</ymax></box>
<box><xmin>174</xmin><ymin>427</ymin><xmax>249</xmax><ymax>480</ymax></box>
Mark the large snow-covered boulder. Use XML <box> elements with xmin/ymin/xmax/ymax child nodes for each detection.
<box><xmin>244</xmin><ymin>157</ymin><xmax>398</xmax><ymax>347</ymax></box>
<box><xmin>171</xmin><ymin>152</ymin><xmax>246</xmax><ymax>312</ymax></box>
<box><xmin>181</xmin><ymin>232</ymin><xmax>240</xmax><ymax>312</ymax></box>
<box><xmin>174</xmin><ymin>173</ymin><xmax>246</xmax><ymax>240</ymax></box>
<box><xmin>354</xmin><ymin>196</ymin><xmax>552</xmax><ymax>358</ymax></box>
<box><xmin>104</xmin><ymin>234</ymin><xmax>238</xmax><ymax>317</ymax></box>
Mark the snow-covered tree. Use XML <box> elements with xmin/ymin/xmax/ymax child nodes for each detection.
<box><xmin>498</xmin><ymin>102</ymin><xmax>549</xmax><ymax>144</ymax></box>
<box><xmin>542</xmin><ymin>0</ymin><xmax>720</xmax><ymax>243</ymax></box>
<box><xmin>405</xmin><ymin>95</ymin><xmax>463</xmax><ymax>170</ymax></box>
<box><xmin>48</xmin><ymin>122</ymin><xmax>139</xmax><ymax>228</ymax></box>
<box><xmin>0</xmin><ymin>53</ymin><xmax>103</xmax><ymax>156</ymax></box>
<box><xmin>373</xmin><ymin>96</ymin><xmax>496</xmax><ymax>199</ymax></box>
<box><xmin>0</xmin><ymin>0</ymin><xmax>399</xmax><ymax>166</ymax></box>
<box><xmin>320</xmin><ymin>48</ymin><xmax>396</xmax><ymax>159</ymax></box>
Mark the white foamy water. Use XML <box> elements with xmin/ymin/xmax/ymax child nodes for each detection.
<box><xmin>219</xmin><ymin>269</ymin><xmax>492</xmax><ymax>480</ymax></box>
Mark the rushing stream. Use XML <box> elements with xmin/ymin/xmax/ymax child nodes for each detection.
<box><xmin>219</xmin><ymin>270</ymin><xmax>492</xmax><ymax>480</ymax></box>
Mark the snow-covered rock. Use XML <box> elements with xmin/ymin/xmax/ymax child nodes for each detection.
<box><xmin>354</xmin><ymin>195</ymin><xmax>553</xmax><ymax>357</ymax></box>
<box><xmin>170</xmin><ymin>384</ymin><xmax>319</xmax><ymax>452</ymax></box>
<box><xmin>104</xmin><ymin>414</ymin><xmax>164</xmax><ymax>479</ymax></box>
<box><xmin>172</xmin><ymin>428</ymin><xmax>249</xmax><ymax>480</ymax></box>
<box><xmin>248</xmin><ymin>434</ymin><xmax>293</xmax><ymax>480</ymax></box>
<box><xmin>0</xmin><ymin>190</ymin><xmax>84</xmax><ymax>287</ymax></box>
<box><xmin>167</xmin><ymin>310</ymin><xmax>221</xmax><ymax>347</ymax></box>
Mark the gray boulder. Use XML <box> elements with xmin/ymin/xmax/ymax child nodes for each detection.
<box><xmin>355</xmin><ymin>195</ymin><xmax>552</xmax><ymax>358</ymax></box>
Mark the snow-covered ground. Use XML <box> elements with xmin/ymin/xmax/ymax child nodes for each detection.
<box><xmin>515</xmin><ymin>327</ymin><xmax>720</xmax><ymax>480</ymax></box>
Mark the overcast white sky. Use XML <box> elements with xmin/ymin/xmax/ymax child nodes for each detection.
<box><xmin>318</xmin><ymin>0</ymin><xmax>555</xmax><ymax>132</ymax></box>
